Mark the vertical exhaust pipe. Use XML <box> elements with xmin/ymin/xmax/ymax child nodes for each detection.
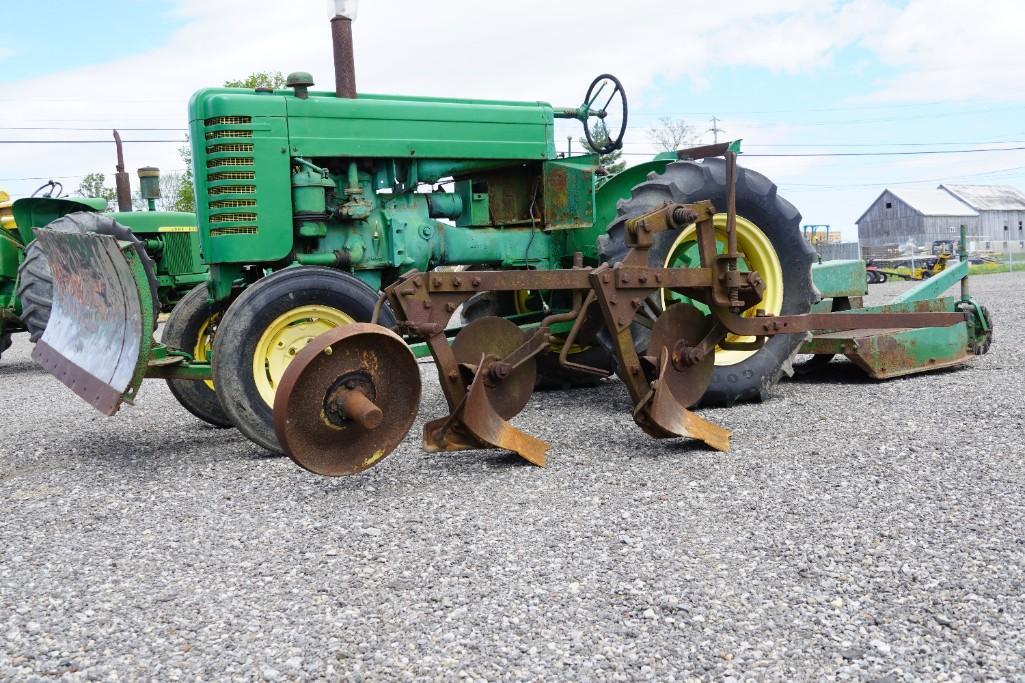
<box><xmin>331</xmin><ymin>0</ymin><xmax>359</xmax><ymax>98</ymax></box>
<box><xmin>112</xmin><ymin>130</ymin><xmax>133</xmax><ymax>212</ymax></box>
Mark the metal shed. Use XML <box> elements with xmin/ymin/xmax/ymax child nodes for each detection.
<box><xmin>940</xmin><ymin>184</ymin><xmax>1025</xmax><ymax>247</ymax></box>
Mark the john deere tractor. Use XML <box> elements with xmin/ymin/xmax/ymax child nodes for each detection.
<box><xmin>3</xmin><ymin>144</ymin><xmax>207</xmax><ymax>361</ymax></box>
<box><xmin>22</xmin><ymin>3</ymin><xmax>820</xmax><ymax>451</ymax></box>
<box><xmin>25</xmin><ymin>2</ymin><xmax>994</xmax><ymax>474</ymax></box>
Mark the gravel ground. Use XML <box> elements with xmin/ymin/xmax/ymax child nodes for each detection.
<box><xmin>1</xmin><ymin>271</ymin><xmax>1023</xmax><ymax>682</ymax></box>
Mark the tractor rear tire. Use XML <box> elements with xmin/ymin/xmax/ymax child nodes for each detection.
<box><xmin>162</xmin><ymin>284</ymin><xmax>233</xmax><ymax>428</ymax></box>
<box><xmin>600</xmin><ymin>158</ymin><xmax>817</xmax><ymax>406</ymax></box>
<box><xmin>212</xmin><ymin>267</ymin><xmax>395</xmax><ymax>453</ymax></box>
<box><xmin>16</xmin><ymin>212</ymin><xmax>159</xmax><ymax>342</ymax></box>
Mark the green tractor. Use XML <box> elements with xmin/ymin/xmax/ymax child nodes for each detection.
<box><xmin>26</xmin><ymin>4</ymin><xmax>990</xmax><ymax>468</ymax></box>
<box><xmin>2</xmin><ymin>140</ymin><xmax>207</xmax><ymax>361</ymax></box>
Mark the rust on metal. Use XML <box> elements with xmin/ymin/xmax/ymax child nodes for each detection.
<box><xmin>277</xmin><ymin>186</ymin><xmax>980</xmax><ymax>476</ymax></box>
<box><xmin>331</xmin><ymin>16</ymin><xmax>357</xmax><ymax>99</ymax></box>
<box><xmin>113</xmin><ymin>130</ymin><xmax>132</xmax><ymax>212</ymax></box>
<box><xmin>646</xmin><ymin>303</ymin><xmax>718</xmax><ymax>408</ymax></box>
<box><xmin>451</xmin><ymin>317</ymin><xmax>537</xmax><ymax>419</ymax></box>
<box><xmin>273</xmin><ymin>323</ymin><xmax>421</xmax><ymax>476</ymax></box>
<box><xmin>460</xmin><ymin>360</ymin><xmax>549</xmax><ymax>467</ymax></box>
<box><xmin>675</xmin><ymin>142</ymin><xmax>732</xmax><ymax>161</ymax></box>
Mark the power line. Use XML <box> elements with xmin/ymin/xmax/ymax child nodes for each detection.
<box><xmin>611</xmin><ymin>145</ymin><xmax>1025</xmax><ymax>158</ymax></box>
<box><xmin>743</xmin><ymin>146</ymin><xmax>1025</xmax><ymax>157</ymax></box>
<box><xmin>782</xmin><ymin>165</ymin><xmax>1025</xmax><ymax>190</ymax></box>
<box><xmin>0</xmin><ymin>169</ymin><xmax>189</xmax><ymax>183</ymax></box>
<box><xmin>0</xmin><ymin>126</ymin><xmax>187</xmax><ymax>132</ymax></box>
<box><xmin>0</xmin><ymin>139</ymin><xmax>186</xmax><ymax>144</ymax></box>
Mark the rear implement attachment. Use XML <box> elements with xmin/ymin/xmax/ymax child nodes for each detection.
<box><xmin>272</xmin><ymin>168</ymin><xmax>969</xmax><ymax>475</ymax></box>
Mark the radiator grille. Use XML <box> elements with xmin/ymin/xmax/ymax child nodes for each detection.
<box><xmin>209</xmin><ymin>199</ymin><xmax>257</xmax><ymax>209</ymax></box>
<box><xmin>210</xmin><ymin>212</ymin><xmax>258</xmax><ymax>223</ymax></box>
<box><xmin>162</xmin><ymin>232</ymin><xmax>198</xmax><ymax>273</ymax></box>
<box><xmin>207</xmin><ymin>143</ymin><xmax>254</xmax><ymax>154</ymax></box>
<box><xmin>207</xmin><ymin>171</ymin><xmax>255</xmax><ymax>182</ymax></box>
<box><xmin>205</xmin><ymin>116</ymin><xmax>252</xmax><ymax>126</ymax></box>
<box><xmin>208</xmin><ymin>185</ymin><xmax>256</xmax><ymax>195</ymax></box>
<box><xmin>211</xmin><ymin>226</ymin><xmax>258</xmax><ymax>237</ymax></box>
<box><xmin>204</xmin><ymin>115</ymin><xmax>257</xmax><ymax>237</ymax></box>
<box><xmin>207</xmin><ymin>157</ymin><xmax>254</xmax><ymax>169</ymax></box>
<box><xmin>204</xmin><ymin>129</ymin><xmax>253</xmax><ymax>140</ymax></box>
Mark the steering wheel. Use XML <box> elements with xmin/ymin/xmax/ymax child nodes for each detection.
<box><xmin>583</xmin><ymin>74</ymin><xmax>628</xmax><ymax>155</ymax></box>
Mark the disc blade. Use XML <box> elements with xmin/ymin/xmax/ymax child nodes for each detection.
<box><xmin>647</xmin><ymin>303</ymin><xmax>716</xmax><ymax>408</ymax></box>
<box><xmin>451</xmin><ymin>316</ymin><xmax>536</xmax><ymax>419</ymax></box>
<box><xmin>273</xmin><ymin>323</ymin><xmax>421</xmax><ymax>476</ymax></box>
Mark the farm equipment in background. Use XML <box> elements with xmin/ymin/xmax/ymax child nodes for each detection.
<box><xmin>26</xmin><ymin>2</ymin><xmax>993</xmax><ymax>475</ymax></box>
<box><xmin>866</xmin><ymin>251</ymin><xmax>952</xmax><ymax>284</ymax></box>
<box><xmin>1</xmin><ymin>135</ymin><xmax>207</xmax><ymax>361</ymax></box>
<box><xmin>804</xmin><ymin>234</ymin><xmax>991</xmax><ymax>378</ymax></box>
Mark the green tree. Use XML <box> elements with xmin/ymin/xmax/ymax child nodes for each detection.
<box><xmin>78</xmin><ymin>173</ymin><xmax>117</xmax><ymax>206</ymax></box>
<box><xmin>173</xmin><ymin>71</ymin><xmax>284</xmax><ymax>212</ymax></box>
<box><xmin>173</xmin><ymin>143</ymin><xmax>196</xmax><ymax>213</ymax></box>
<box><xmin>579</xmin><ymin>121</ymin><xmax>625</xmax><ymax>174</ymax></box>
<box><xmin>223</xmin><ymin>71</ymin><xmax>287</xmax><ymax>89</ymax></box>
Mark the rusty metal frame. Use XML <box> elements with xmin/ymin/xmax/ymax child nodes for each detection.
<box><xmin>378</xmin><ymin>171</ymin><xmax>968</xmax><ymax>466</ymax></box>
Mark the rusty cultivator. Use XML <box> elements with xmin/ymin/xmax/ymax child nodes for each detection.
<box><xmin>272</xmin><ymin>151</ymin><xmax>966</xmax><ymax>476</ymax></box>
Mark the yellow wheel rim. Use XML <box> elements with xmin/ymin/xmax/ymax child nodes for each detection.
<box><xmin>662</xmin><ymin>213</ymin><xmax>784</xmax><ymax>366</ymax></box>
<box><xmin>193</xmin><ymin>312</ymin><xmax>219</xmax><ymax>391</ymax></box>
<box><xmin>252</xmin><ymin>305</ymin><xmax>355</xmax><ymax>406</ymax></box>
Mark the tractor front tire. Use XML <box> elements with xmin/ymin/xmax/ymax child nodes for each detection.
<box><xmin>601</xmin><ymin>158</ymin><xmax>817</xmax><ymax>406</ymax></box>
<box><xmin>0</xmin><ymin>330</ymin><xmax>11</xmax><ymax>360</ymax></box>
<box><xmin>163</xmin><ymin>284</ymin><xmax>233</xmax><ymax>428</ymax></box>
<box><xmin>16</xmin><ymin>212</ymin><xmax>159</xmax><ymax>342</ymax></box>
<box><xmin>212</xmin><ymin>267</ymin><xmax>395</xmax><ymax>453</ymax></box>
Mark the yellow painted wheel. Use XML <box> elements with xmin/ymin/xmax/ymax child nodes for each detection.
<box><xmin>662</xmin><ymin>214</ymin><xmax>784</xmax><ymax>366</ymax></box>
<box><xmin>193</xmin><ymin>312</ymin><xmax>219</xmax><ymax>391</ymax></box>
<box><xmin>252</xmin><ymin>305</ymin><xmax>355</xmax><ymax>406</ymax></box>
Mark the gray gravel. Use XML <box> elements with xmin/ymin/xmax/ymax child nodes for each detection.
<box><xmin>1</xmin><ymin>271</ymin><xmax>1023</xmax><ymax>681</ymax></box>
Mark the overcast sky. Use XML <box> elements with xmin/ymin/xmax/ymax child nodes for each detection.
<box><xmin>2</xmin><ymin>0</ymin><xmax>1025</xmax><ymax>239</ymax></box>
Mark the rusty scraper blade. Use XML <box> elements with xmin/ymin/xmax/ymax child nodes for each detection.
<box><xmin>460</xmin><ymin>362</ymin><xmax>550</xmax><ymax>467</ymax></box>
<box><xmin>645</xmin><ymin>351</ymin><xmax>731</xmax><ymax>452</ymax></box>
<box><xmin>31</xmin><ymin>230</ymin><xmax>146</xmax><ymax>416</ymax></box>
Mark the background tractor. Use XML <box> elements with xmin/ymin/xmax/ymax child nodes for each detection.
<box><xmin>26</xmin><ymin>2</ymin><xmax>991</xmax><ymax>467</ymax></box>
<box><xmin>2</xmin><ymin>138</ymin><xmax>207</xmax><ymax>361</ymax></box>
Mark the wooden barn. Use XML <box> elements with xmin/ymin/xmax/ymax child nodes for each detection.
<box><xmin>856</xmin><ymin>188</ymin><xmax>978</xmax><ymax>256</ymax></box>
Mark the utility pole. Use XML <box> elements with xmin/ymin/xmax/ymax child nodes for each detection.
<box><xmin>567</xmin><ymin>135</ymin><xmax>573</xmax><ymax>157</ymax></box>
<box><xmin>708</xmin><ymin>116</ymin><xmax>725</xmax><ymax>144</ymax></box>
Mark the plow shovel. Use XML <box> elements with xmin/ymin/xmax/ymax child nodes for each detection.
<box><xmin>31</xmin><ymin>230</ymin><xmax>156</xmax><ymax>415</ymax></box>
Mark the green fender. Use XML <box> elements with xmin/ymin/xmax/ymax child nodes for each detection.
<box><xmin>11</xmin><ymin>197</ymin><xmax>108</xmax><ymax>244</ymax></box>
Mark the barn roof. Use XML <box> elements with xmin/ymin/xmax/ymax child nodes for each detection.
<box><xmin>939</xmin><ymin>184</ymin><xmax>1025</xmax><ymax>211</ymax></box>
<box><xmin>856</xmin><ymin>188</ymin><xmax>978</xmax><ymax>224</ymax></box>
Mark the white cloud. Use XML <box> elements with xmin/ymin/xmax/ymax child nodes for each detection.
<box><xmin>3</xmin><ymin>0</ymin><xmax>1024</xmax><ymax>206</ymax></box>
<box><xmin>859</xmin><ymin>0</ymin><xmax>1025</xmax><ymax>102</ymax></box>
